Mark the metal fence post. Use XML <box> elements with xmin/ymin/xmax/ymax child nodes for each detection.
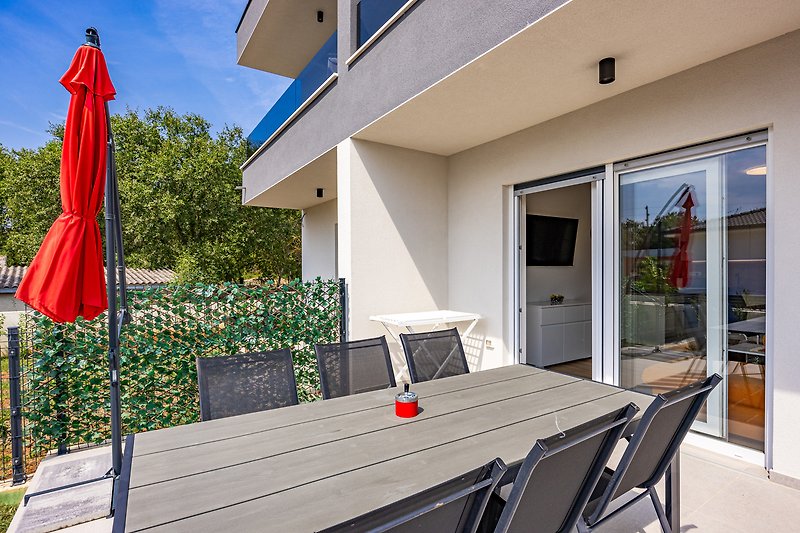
<box><xmin>53</xmin><ymin>325</ymin><xmax>69</xmax><ymax>455</ymax></box>
<box><xmin>7</xmin><ymin>327</ymin><xmax>27</xmax><ymax>485</ymax></box>
<box><xmin>338</xmin><ymin>278</ymin><xmax>348</xmax><ymax>342</ymax></box>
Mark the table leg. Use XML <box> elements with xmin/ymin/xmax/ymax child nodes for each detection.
<box><xmin>665</xmin><ymin>453</ymin><xmax>680</xmax><ymax>531</ymax></box>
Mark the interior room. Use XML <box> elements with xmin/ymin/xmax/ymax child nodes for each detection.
<box><xmin>524</xmin><ymin>182</ymin><xmax>593</xmax><ymax>379</ymax></box>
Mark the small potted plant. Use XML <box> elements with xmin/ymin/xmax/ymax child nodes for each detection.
<box><xmin>549</xmin><ymin>293</ymin><xmax>564</xmax><ymax>305</ymax></box>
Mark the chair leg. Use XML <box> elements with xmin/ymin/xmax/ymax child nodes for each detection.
<box><xmin>649</xmin><ymin>486</ymin><xmax>672</xmax><ymax>533</ymax></box>
<box><xmin>576</xmin><ymin>520</ymin><xmax>591</xmax><ymax>533</ymax></box>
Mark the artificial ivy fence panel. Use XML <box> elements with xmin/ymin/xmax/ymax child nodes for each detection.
<box><xmin>18</xmin><ymin>279</ymin><xmax>342</xmax><ymax>457</ymax></box>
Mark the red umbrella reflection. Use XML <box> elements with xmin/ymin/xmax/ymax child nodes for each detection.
<box><xmin>669</xmin><ymin>188</ymin><xmax>696</xmax><ymax>289</ymax></box>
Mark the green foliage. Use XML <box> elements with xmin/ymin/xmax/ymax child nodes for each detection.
<box><xmin>629</xmin><ymin>256</ymin><xmax>677</xmax><ymax>295</ymax></box>
<box><xmin>0</xmin><ymin>487</ymin><xmax>23</xmax><ymax>532</ymax></box>
<box><xmin>0</xmin><ymin>108</ymin><xmax>301</xmax><ymax>281</ymax></box>
<box><xmin>0</xmin><ymin>133</ymin><xmax>62</xmax><ymax>265</ymax></box>
<box><xmin>19</xmin><ymin>280</ymin><xmax>342</xmax><ymax>455</ymax></box>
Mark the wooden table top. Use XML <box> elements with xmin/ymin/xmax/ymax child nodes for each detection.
<box><xmin>115</xmin><ymin>365</ymin><xmax>652</xmax><ymax>532</ymax></box>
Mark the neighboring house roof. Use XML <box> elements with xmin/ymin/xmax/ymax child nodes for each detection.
<box><xmin>0</xmin><ymin>265</ymin><xmax>26</xmax><ymax>292</ymax></box>
<box><xmin>0</xmin><ymin>266</ymin><xmax>175</xmax><ymax>294</ymax></box>
<box><xmin>721</xmin><ymin>207</ymin><xmax>766</xmax><ymax>229</ymax></box>
<box><xmin>664</xmin><ymin>208</ymin><xmax>766</xmax><ymax>234</ymax></box>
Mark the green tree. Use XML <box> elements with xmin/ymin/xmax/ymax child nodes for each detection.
<box><xmin>0</xmin><ymin>108</ymin><xmax>301</xmax><ymax>282</ymax></box>
<box><xmin>0</xmin><ymin>127</ymin><xmax>62</xmax><ymax>265</ymax></box>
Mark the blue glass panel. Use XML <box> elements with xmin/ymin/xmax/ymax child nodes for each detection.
<box><xmin>248</xmin><ymin>31</ymin><xmax>338</xmax><ymax>148</ymax></box>
<box><xmin>357</xmin><ymin>0</ymin><xmax>408</xmax><ymax>48</ymax></box>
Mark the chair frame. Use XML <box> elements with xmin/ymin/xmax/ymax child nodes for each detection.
<box><xmin>315</xmin><ymin>336</ymin><xmax>397</xmax><ymax>400</ymax></box>
<box><xmin>400</xmin><ymin>327</ymin><xmax>469</xmax><ymax>383</ymax></box>
<box><xmin>494</xmin><ymin>403</ymin><xmax>639</xmax><ymax>533</ymax></box>
<box><xmin>196</xmin><ymin>349</ymin><xmax>299</xmax><ymax>421</ymax></box>
<box><xmin>579</xmin><ymin>374</ymin><xmax>722</xmax><ymax>533</ymax></box>
<box><xmin>319</xmin><ymin>458</ymin><xmax>507</xmax><ymax>533</ymax></box>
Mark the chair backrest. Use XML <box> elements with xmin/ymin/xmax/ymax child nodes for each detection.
<box><xmin>196</xmin><ymin>349</ymin><xmax>299</xmax><ymax>421</ymax></box>
<box><xmin>494</xmin><ymin>403</ymin><xmax>639</xmax><ymax>533</ymax></box>
<box><xmin>585</xmin><ymin>374</ymin><xmax>722</xmax><ymax>525</ymax></box>
<box><xmin>400</xmin><ymin>328</ymin><xmax>469</xmax><ymax>383</ymax></box>
<box><xmin>315</xmin><ymin>336</ymin><xmax>397</xmax><ymax>400</ymax></box>
<box><xmin>319</xmin><ymin>459</ymin><xmax>507</xmax><ymax>533</ymax></box>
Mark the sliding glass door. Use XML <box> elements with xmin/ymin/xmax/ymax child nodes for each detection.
<box><xmin>617</xmin><ymin>141</ymin><xmax>767</xmax><ymax>449</ymax></box>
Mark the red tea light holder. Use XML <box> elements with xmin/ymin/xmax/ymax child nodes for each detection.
<box><xmin>395</xmin><ymin>383</ymin><xmax>419</xmax><ymax>418</ymax></box>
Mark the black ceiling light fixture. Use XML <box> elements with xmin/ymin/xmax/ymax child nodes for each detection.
<box><xmin>317</xmin><ymin>10</ymin><xmax>324</xmax><ymax>23</ymax></box>
<box><xmin>316</xmin><ymin>188</ymin><xmax>324</xmax><ymax>198</ymax></box>
<box><xmin>599</xmin><ymin>57</ymin><xmax>615</xmax><ymax>84</ymax></box>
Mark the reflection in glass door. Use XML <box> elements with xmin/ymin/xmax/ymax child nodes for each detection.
<box><xmin>618</xmin><ymin>142</ymin><xmax>767</xmax><ymax>450</ymax></box>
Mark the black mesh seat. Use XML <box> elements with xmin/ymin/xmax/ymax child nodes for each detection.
<box><xmin>195</xmin><ymin>349</ymin><xmax>299</xmax><ymax>421</ymax></box>
<box><xmin>400</xmin><ymin>328</ymin><xmax>469</xmax><ymax>383</ymax></box>
<box><xmin>580</xmin><ymin>374</ymin><xmax>722</xmax><ymax>533</ymax></box>
<box><xmin>315</xmin><ymin>336</ymin><xmax>396</xmax><ymax>400</ymax></box>
<box><xmin>319</xmin><ymin>458</ymin><xmax>507</xmax><ymax>533</ymax></box>
<box><xmin>486</xmin><ymin>403</ymin><xmax>639</xmax><ymax>533</ymax></box>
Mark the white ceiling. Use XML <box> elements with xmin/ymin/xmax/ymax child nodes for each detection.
<box><xmin>247</xmin><ymin>148</ymin><xmax>336</xmax><ymax>209</ymax></box>
<box><xmin>238</xmin><ymin>0</ymin><xmax>338</xmax><ymax>78</ymax></box>
<box><xmin>354</xmin><ymin>0</ymin><xmax>800</xmax><ymax>155</ymax></box>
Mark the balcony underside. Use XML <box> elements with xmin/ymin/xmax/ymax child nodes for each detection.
<box><xmin>354</xmin><ymin>0</ymin><xmax>800</xmax><ymax>155</ymax></box>
<box><xmin>246</xmin><ymin>148</ymin><xmax>336</xmax><ymax>210</ymax></box>
<box><xmin>237</xmin><ymin>0</ymin><xmax>337</xmax><ymax>77</ymax></box>
<box><xmin>244</xmin><ymin>0</ymin><xmax>800</xmax><ymax>209</ymax></box>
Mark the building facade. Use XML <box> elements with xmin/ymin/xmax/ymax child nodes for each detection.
<box><xmin>237</xmin><ymin>0</ymin><xmax>800</xmax><ymax>486</ymax></box>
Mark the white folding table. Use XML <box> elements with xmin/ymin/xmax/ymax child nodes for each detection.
<box><xmin>369</xmin><ymin>310</ymin><xmax>480</xmax><ymax>381</ymax></box>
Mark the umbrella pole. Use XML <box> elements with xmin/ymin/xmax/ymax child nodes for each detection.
<box><xmin>104</xmin><ymin>101</ymin><xmax>123</xmax><ymax>478</ymax></box>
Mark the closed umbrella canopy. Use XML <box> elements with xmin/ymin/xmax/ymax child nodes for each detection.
<box><xmin>16</xmin><ymin>44</ymin><xmax>116</xmax><ymax>322</ymax></box>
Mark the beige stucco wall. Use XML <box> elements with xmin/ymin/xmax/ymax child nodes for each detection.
<box><xmin>301</xmin><ymin>199</ymin><xmax>338</xmax><ymax>281</ymax></box>
<box><xmin>447</xmin><ymin>30</ymin><xmax>800</xmax><ymax>479</ymax></box>
<box><xmin>525</xmin><ymin>183</ymin><xmax>592</xmax><ymax>303</ymax></box>
<box><xmin>337</xmin><ymin>139</ymin><xmax>449</xmax><ymax>370</ymax></box>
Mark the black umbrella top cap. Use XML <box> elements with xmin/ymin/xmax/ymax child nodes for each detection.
<box><xmin>84</xmin><ymin>27</ymin><xmax>101</xmax><ymax>48</ymax></box>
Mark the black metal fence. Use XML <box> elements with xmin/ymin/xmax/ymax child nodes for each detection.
<box><xmin>0</xmin><ymin>278</ymin><xmax>347</xmax><ymax>484</ymax></box>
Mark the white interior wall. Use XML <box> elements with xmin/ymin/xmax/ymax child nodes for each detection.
<box><xmin>447</xmin><ymin>30</ymin><xmax>800</xmax><ymax>479</ymax></box>
<box><xmin>337</xmin><ymin>139</ymin><xmax>449</xmax><ymax>371</ymax></box>
<box><xmin>301</xmin><ymin>199</ymin><xmax>338</xmax><ymax>281</ymax></box>
<box><xmin>525</xmin><ymin>183</ymin><xmax>592</xmax><ymax>303</ymax></box>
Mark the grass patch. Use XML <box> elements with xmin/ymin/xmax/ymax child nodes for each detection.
<box><xmin>0</xmin><ymin>487</ymin><xmax>24</xmax><ymax>532</ymax></box>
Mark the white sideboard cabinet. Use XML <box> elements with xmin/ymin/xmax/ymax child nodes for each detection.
<box><xmin>526</xmin><ymin>301</ymin><xmax>591</xmax><ymax>368</ymax></box>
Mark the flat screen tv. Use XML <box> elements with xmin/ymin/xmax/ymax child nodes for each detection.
<box><xmin>526</xmin><ymin>215</ymin><xmax>579</xmax><ymax>266</ymax></box>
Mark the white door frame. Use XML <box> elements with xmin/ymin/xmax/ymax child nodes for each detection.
<box><xmin>513</xmin><ymin>169</ymin><xmax>605</xmax><ymax>373</ymax></box>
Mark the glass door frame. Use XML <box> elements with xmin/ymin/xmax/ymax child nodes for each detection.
<box><xmin>513</xmin><ymin>168</ymin><xmax>606</xmax><ymax>380</ymax></box>
<box><xmin>607</xmin><ymin>131</ymin><xmax>769</xmax><ymax>446</ymax></box>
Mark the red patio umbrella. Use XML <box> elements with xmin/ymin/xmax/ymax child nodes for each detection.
<box><xmin>669</xmin><ymin>188</ymin><xmax>696</xmax><ymax>289</ymax></box>
<box><xmin>16</xmin><ymin>34</ymin><xmax>115</xmax><ymax>322</ymax></box>
<box><xmin>16</xmin><ymin>28</ymin><xmax>129</xmax><ymax>482</ymax></box>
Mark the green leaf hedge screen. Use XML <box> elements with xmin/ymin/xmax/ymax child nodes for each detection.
<box><xmin>19</xmin><ymin>279</ymin><xmax>343</xmax><ymax>456</ymax></box>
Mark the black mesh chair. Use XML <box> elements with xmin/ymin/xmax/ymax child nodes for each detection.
<box><xmin>319</xmin><ymin>458</ymin><xmax>507</xmax><ymax>533</ymax></box>
<box><xmin>400</xmin><ymin>328</ymin><xmax>469</xmax><ymax>383</ymax></box>
<box><xmin>580</xmin><ymin>374</ymin><xmax>722</xmax><ymax>533</ymax></box>
<box><xmin>315</xmin><ymin>336</ymin><xmax>396</xmax><ymax>400</ymax></box>
<box><xmin>195</xmin><ymin>349</ymin><xmax>299</xmax><ymax>421</ymax></box>
<box><xmin>487</xmin><ymin>403</ymin><xmax>639</xmax><ymax>533</ymax></box>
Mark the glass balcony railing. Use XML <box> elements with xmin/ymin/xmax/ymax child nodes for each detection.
<box><xmin>357</xmin><ymin>0</ymin><xmax>408</xmax><ymax>48</ymax></box>
<box><xmin>247</xmin><ymin>31</ymin><xmax>338</xmax><ymax>148</ymax></box>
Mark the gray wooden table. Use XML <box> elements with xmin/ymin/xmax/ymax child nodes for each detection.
<box><xmin>113</xmin><ymin>365</ymin><xmax>676</xmax><ymax>532</ymax></box>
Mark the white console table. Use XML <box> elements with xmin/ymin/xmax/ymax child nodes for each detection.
<box><xmin>526</xmin><ymin>301</ymin><xmax>591</xmax><ymax>368</ymax></box>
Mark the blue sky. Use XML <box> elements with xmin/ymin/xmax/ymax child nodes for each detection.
<box><xmin>0</xmin><ymin>0</ymin><xmax>291</xmax><ymax>150</ymax></box>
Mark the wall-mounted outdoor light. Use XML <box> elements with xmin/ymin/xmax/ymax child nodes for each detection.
<box><xmin>317</xmin><ymin>10</ymin><xmax>324</xmax><ymax>23</ymax></box>
<box><xmin>316</xmin><ymin>188</ymin><xmax>324</xmax><ymax>198</ymax></box>
<box><xmin>599</xmin><ymin>57</ymin><xmax>615</xmax><ymax>85</ymax></box>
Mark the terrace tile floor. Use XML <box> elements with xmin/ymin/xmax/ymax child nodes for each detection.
<box><xmin>597</xmin><ymin>444</ymin><xmax>800</xmax><ymax>532</ymax></box>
